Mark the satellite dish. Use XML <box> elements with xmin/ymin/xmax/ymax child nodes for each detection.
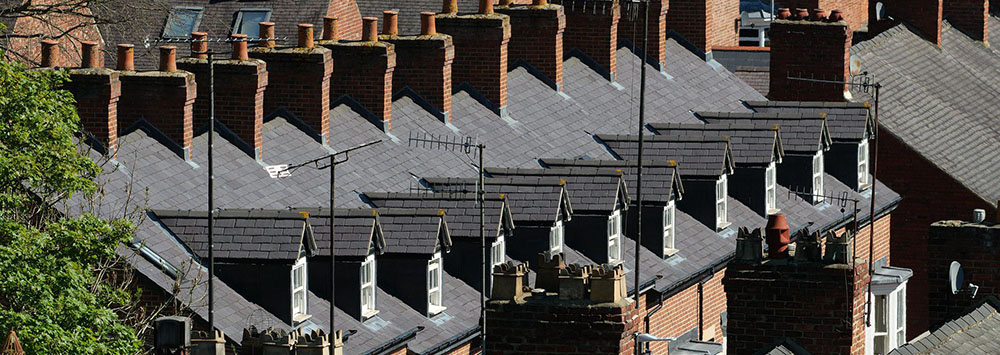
<box><xmin>875</xmin><ymin>2</ymin><xmax>887</xmax><ymax>21</ymax></box>
<box><xmin>949</xmin><ymin>261</ymin><xmax>965</xmax><ymax>295</ymax></box>
<box><xmin>849</xmin><ymin>55</ymin><xmax>863</xmax><ymax>75</ymax></box>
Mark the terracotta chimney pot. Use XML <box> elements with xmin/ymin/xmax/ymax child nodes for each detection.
<box><xmin>191</xmin><ymin>32</ymin><xmax>208</xmax><ymax>59</ymax></box>
<box><xmin>533</xmin><ymin>0</ymin><xmax>548</xmax><ymax>6</ymax></box>
<box><xmin>383</xmin><ymin>11</ymin><xmax>398</xmax><ymax>36</ymax></box>
<box><xmin>480</xmin><ymin>0</ymin><xmax>494</xmax><ymax>14</ymax></box>
<box><xmin>811</xmin><ymin>9</ymin><xmax>827</xmax><ymax>21</ymax></box>
<box><xmin>765</xmin><ymin>214</ymin><xmax>791</xmax><ymax>259</ymax></box>
<box><xmin>323</xmin><ymin>16</ymin><xmax>339</xmax><ymax>41</ymax></box>
<box><xmin>777</xmin><ymin>8</ymin><xmax>791</xmax><ymax>20</ymax></box>
<box><xmin>298</xmin><ymin>23</ymin><xmax>314</xmax><ymax>48</ymax></box>
<box><xmin>362</xmin><ymin>17</ymin><xmax>378</xmax><ymax>42</ymax></box>
<box><xmin>260</xmin><ymin>22</ymin><xmax>276</xmax><ymax>48</ymax></box>
<box><xmin>116</xmin><ymin>44</ymin><xmax>134</xmax><ymax>71</ymax></box>
<box><xmin>231</xmin><ymin>34</ymin><xmax>248</xmax><ymax>60</ymax></box>
<box><xmin>159</xmin><ymin>46</ymin><xmax>177</xmax><ymax>72</ymax></box>
<box><xmin>80</xmin><ymin>41</ymin><xmax>99</xmax><ymax>68</ymax></box>
<box><xmin>795</xmin><ymin>8</ymin><xmax>809</xmax><ymax>20</ymax></box>
<box><xmin>443</xmin><ymin>0</ymin><xmax>458</xmax><ymax>14</ymax></box>
<box><xmin>421</xmin><ymin>12</ymin><xmax>437</xmax><ymax>35</ymax></box>
<box><xmin>828</xmin><ymin>9</ymin><xmax>845</xmax><ymax>22</ymax></box>
<box><xmin>40</xmin><ymin>39</ymin><xmax>59</xmax><ymax>67</ymax></box>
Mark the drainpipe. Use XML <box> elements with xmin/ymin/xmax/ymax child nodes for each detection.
<box><xmin>642</xmin><ymin>303</ymin><xmax>664</xmax><ymax>355</ymax></box>
<box><xmin>697</xmin><ymin>279</ymin><xmax>705</xmax><ymax>340</ymax></box>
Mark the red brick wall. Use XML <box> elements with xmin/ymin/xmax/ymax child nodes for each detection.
<box><xmin>944</xmin><ymin>0</ymin><xmax>989</xmax><ymax>42</ymax></box>
<box><xmin>486</xmin><ymin>295</ymin><xmax>640</xmax><ymax>354</ymax></box>
<box><xmin>666</xmin><ymin>0</ymin><xmax>739</xmax><ymax>52</ymax></box>
<box><xmin>5</xmin><ymin>0</ymin><xmax>103</xmax><ymax>66</ymax></box>
<box><xmin>324</xmin><ymin>41</ymin><xmax>395</xmax><ymax>131</ymax></box>
<box><xmin>878</xmin><ymin>0</ymin><xmax>943</xmax><ymax>45</ymax></box>
<box><xmin>496</xmin><ymin>5</ymin><xmax>566</xmax><ymax>91</ymax></box>
<box><xmin>383</xmin><ymin>35</ymin><xmax>455</xmax><ymax>122</ymax></box>
<box><xmin>329</xmin><ymin>0</ymin><xmax>363</xmax><ymax>40</ymax></box>
<box><xmin>248</xmin><ymin>47</ymin><xmax>333</xmax><ymax>145</ymax></box>
<box><xmin>768</xmin><ymin>16</ymin><xmax>851</xmax><ymax>101</ymax></box>
<box><xmin>436</xmin><ymin>14</ymin><xmax>511</xmax><ymax>113</ymax></box>
<box><xmin>118</xmin><ymin>71</ymin><xmax>197</xmax><ymax>156</ymax></box>
<box><xmin>780</xmin><ymin>0</ymin><xmax>870</xmax><ymax>31</ymax></box>
<box><xmin>875</xmin><ymin>131</ymin><xmax>997</xmax><ymax>337</ymax></box>
<box><xmin>927</xmin><ymin>222</ymin><xmax>1000</xmax><ymax>328</ymax></box>
<box><xmin>834</xmin><ymin>212</ymin><xmax>892</xmax><ymax>266</ymax></box>
<box><xmin>66</xmin><ymin>68</ymin><xmax>121</xmax><ymax>154</ymax></box>
<box><xmin>558</xmin><ymin>0</ymin><xmax>620</xmax><ymax>81</ymax></box>
<box><xmin>177</xmin><ymin>59</ymin><xmax>268</xmax><ymax>159</ymax></box>
<box><xmin>706</xmin><ymin>0</ymin><xmax>739</xmax><ymax>50</ymax></box>
<box><xmin>618</xmin><ymin>0</ymin><xmax>667</xmax><ymax>68</ymax></box>
<box><xmin>446</xmin><ymin>342</ymin><xmax>472</xmax><ymax>355</ymax></box>
<box><xmin>387</xmin><ymin>347</ymin><xmax>409</xmax><ymax>355</ymax></box>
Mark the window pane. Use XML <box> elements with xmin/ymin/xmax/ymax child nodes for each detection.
<box><xmin>874</xmin><ymin>335</ymin><xmax>886</xmax><ymax>355</ymax></box>
<box><xmin>875</xmin><ymin>295</ymin><xmax>887</xmax><ymax>332</ymax></box>
<box><xmin>163</xmin><ymin>8</ymin><xmax>202</xmax><ymax>38</ymax></box>
<box><xmin>236</xmin><ymin>10</ymin><xmax>270</xmax><ymax>38</ymax></box>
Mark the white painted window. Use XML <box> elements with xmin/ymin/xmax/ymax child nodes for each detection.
<box><xmin>765</xmin><ymin>162</ymin><xmax>777</xmax><ymax>214</ymax></box>
<box><xmin>867</xmin><ymin>283</ymin><xmax>906</xmax><ymax>355</ymax></box>
<box><xmin>549</xmin><ymin>221</ymin><xmax>564</xmax><ymax>254</ymax></box>
<box><xmin>894</xmin><ymin>285</ymin><xmax>906</xmax><ymax>347</ymax></box>
<box><xmin>607</xmin><ymin>210</ymin><xmax>622</xmax><ymax>264</ymax></box>
<box><xmin>360</xmin><ymin>252</ymin><xmax>376</xmax><ymax>316</ymax></box>
<box><xmin>663</xmin><ymin>201</ymin><xmax>676</xmax><ymax>256</ymax></box>
<box><xmin>813</xmin><ymin>152</ymin><xmax>825</xmax><ymax>203</ymax></box>
<box><xmin>291</xmin><ymin>257</ymin><xmax>307</xmax><ymax>318</ymax></box>
<box><xmin>427</xmin><ymin>252</ymin><xmax>445</xmax><ymax>315</ymax></box>
<box><xmin>716</xmin><ymin>175</ymin><xmax>728</xmax><ymax>229</ymax></box>
<box><xmin>491</xmin><ymin>234</ymin><xmax>506</xmax><ymax>270</ymax></box>
<box><xmin>858</xmin><ymin>140</ymin><xmax>870</xmax><ymax>189</ymax></box>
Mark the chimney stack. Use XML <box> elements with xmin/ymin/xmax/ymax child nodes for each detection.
<box><xmin>436</xmin><ymin>4</ymin><xmax>512</xmax><ymax>117</ymax></box>
<box><xmin>260</xmin><ymin>22</ymin><xmax>276</xmax><ymax>48</ymax></box>
<box><xmin>665</xmin><ymin>0</ymin><xmax>740</xmax><ymax>54</ymax></box>
<box><xmin>40</xmin><ymin>39</ymin><xmax>59</xmax><ymax>67</ymax></box>
<box><xmin>872</xmin><ymin>0</ymin><xmax>944</xmax><ymax>45</ymax></box>
<box><xmin>384</xmin><ymin>13</ymin><xmax>455</xmax><ymax>123</ymax></box>
<box><xmin>250</xmin><ymin>22</ymin><xmax>334</xmax><ymax>146</ymax></box>
<box><xmin>945</xmin><ymin>0</ymin><xmax>989</xmax><ymax>44</ymax></box>
<box><xmin>554</xmin><ymin>0</ymin><xmax>620</xmax><ymax>82</ymax></box>
<box><xmin>323</xmin><ymin>16</ymin><xmax>339</xmax><ymax>41</ymax></box>
<box><xmin>320</xmin><ymin>16</ymin><xmax>396</xmax><ymax>132</ymax></box>
<box><xmin>66</xmin><ymin>43</ymin><xmax>121</xmax><ymax>155</ymax></box>
<box><xmin>80</xmin><ymin>41</ymin><xmax>99</xmax><ymax>68</ymax></box>
<box><xmin>116</xmin><ymin>44</ymin><xmax>134</xmax><ymax>71</ymax></box>
<box><xmin>496</xmin><ymin>0</ymin><xmax>567</xmax><ymax>91</ymax></box>
<box><xmin>768</xmin><ymin>9</ymin><xmax>852</xmax><ymax>101</ymax></box>
<box><xmin>178</xmin><ymin>34</ymin><xmax>268</xmax><ymax>160</ymax></box>
<box><xmin>618</xmin><ymin>0</ymin><xmax>667</xmax><ymax>70</ymax></box>
<box><xmin>778</xmin><ymin>0</ymin><xmax>868</xmax><ymax>30</ymax></box>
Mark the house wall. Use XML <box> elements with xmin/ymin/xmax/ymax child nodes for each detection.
<box><xmin>448</xmin><ymin>238</ymin><xmax>500</xmax><ymax>293</ymax></box>
<box><xmin>508</xmin><ymin>225</ymin><xmax>553</xmax><ymax>264</ymax></box>
<box><xmin>876</xmin><ymin>131</ymin><xmax>997</xmax><ymax>337</ymax></box>
<box><xmin>378</xmin><ymin>254</ymin><xmax>431</xmax><ymax>317</ymax></box>
<box><xmin>927</xmin><ymin>221</ymin><xmax>1000</xmax><ymax>328</ymax></box>
<box><xmin>777</xmin><ymin>154</ymin><xmax>817</xmax><ymax>200</ymax></box>
<box><xmin>665</xmin><ymin>0</ymin><xmax>740</xmax><ymax>52</ymax></box>
<box><xmin>5</xmin><ymin>0</ymin><xmax>104</xmax><ymax>66</ymax></box>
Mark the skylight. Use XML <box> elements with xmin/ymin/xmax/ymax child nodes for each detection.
<box><xmin>162</xmin><ymin>7</ymin><xmax>203</xmax><ymax>39</ymax></box>
<box><xmin>233</xmin><ymin>8</ymin><xmax>272</xmax><ymax>38</ymax></box>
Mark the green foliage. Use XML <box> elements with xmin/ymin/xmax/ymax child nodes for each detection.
<box><xmin>0</xmin><ymin>57</ymin><xmax>141</xmax><ymax>353</ymax></box>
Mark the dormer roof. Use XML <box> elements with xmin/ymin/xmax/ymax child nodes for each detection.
<box><xmin>595</xmin><ymin>134</ymin><xmax>736</xmax><ymax>179</ymax></box>
<box><xmin>289</xmin><ymin>208</ymin><xmax>387</xmax><ymax>259</ymax></box>
<box><xmin>152</xmin><ymin>209</ymin><xmax>317</xmax><ymax>262</ymax></box>
<box><xmin>696</xmin><ymin>111</ymin><xmax>832</xmax><ymax>154</ymax></box>
<box><xmin>532</xmin><ymin>159</ymin><xmax>685</xmax><ymax>205</ymax></box>
<box><xmin>484</xmin><ymin>166</ymin><xmax>630</xmax><ymax>214</ymax></box>
<box><xmin>377</xmin><ymin>208</ymin><xmax>453</xmax><ymax>255</ymax></box>
<box><xmin>745</xmin><ymin>100</ymin><xmax>873</xmax><ymax>142</ymax></box>
<box><xmin>648</xmin><ymin>122</ymin><xmax>785</xmax><ymax>167</ymax></box>
<box><xmin>364</xmin><ymin>192</ymin><xmax>514</xmax><ymax>241</ymax></box>
<box><xmin>422</xmin><ymin>176</ymin><xmax>574</xmax><ymax>225</ymax></box>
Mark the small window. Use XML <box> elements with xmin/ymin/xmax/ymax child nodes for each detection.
<box><xmin>233</xmin><ymin>8</ymin><xmax>273</xmax><ymax>38</ymax></box>
<box><xmin>874</xmin><ymin>294</ymin><xmax>888</xmax><ymax>354</ymax></box>
<box><xmin>716</xmin><ymin>175</ymin><xmax>728</xmax><ymax>229</ymax></box>
<box><xmin>813</xmin><ymin>152</ymin><xmax>825</xmax><ymax>203</ymax></box>
<box><xmin>765</xmin><ymin>162</ymin><xmax>777</xmax><ymax>214</ymax></box>
<box><xmin>549</xmin><ymin>221</ymin><xmax>564</xmax><ymax>254</ymax></box>
<box><xmin>491</xmin><ymin>234</ymin><xmax>506</xmax><ymax>269</ymax></box>
<box><xmin>858</xmin><ymin>140</ymin><xmax>870</xmax><ymax>189</ymax></box>
<box><xmin>360</xmin><ymin>252</ymin><xmax>376</xmax><ymax>317</ymax></box>
<box><xmin>663</xmin><ymin>201</ymin><xmax>676</xmax><ymax>256</ymax></box>
<box><xmin>162</xmin><ymin>7</ymin><xmax>203</xmax><ymax>39</ymax></box>
<box><xmin>291</xmin><ymin>257</ymin><xmax>308</xmax><ymax>318</ymax></box>
<box><xmin>607</xmin><ymin>210</ymin><xmax>622</xmax><ymax>264</ymax></box>
<box><xmin>894</xmin><ymin>285</ymin><xmax>906</xmax><ymax>347</ymax></box>
<box><xmin>427</xmin><ymin>252</ymin><xmax>445</xmax><ymax>315</ymax></box>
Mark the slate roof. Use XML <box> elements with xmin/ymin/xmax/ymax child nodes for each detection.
<box><xmin>422</xmin><ymin>176</ymin><xmax>571</xmax><ymax>224</ymax></box>
<box><xmin>596</xmin><ymin>134</ymin><xmax>735</xmax><ymax>178</ymax></box>
<box><xmin>377</xmin><ymin>208</ymin><xmax>450</xmax><ymax>255</ymax></box>
<box><xmin>755</xmin><ymin>338</ymin><xmax>811</xmax><ymax>355</ymax></box>
<box><xmin>746</xmin><ymin>101</ymin><xmax>873</xmax><ymax>141</ymax></box>
<box><xmin>288</xmin><ymin>208</ymin><xmax>384</xmax><ymax>258</ymax></box>
<box><xmin>364</xmin><ymin>192</ymin><xmax>511</xmax><ymax>241</ymax></box>
<box><xmin>848</xmin><ymin>19</ymin><xmax>1000</xmax><ymax>207</ymax></box>
<box><xmin>649</xmin><ymin>122</ymin><xmax>784</xmax><ymax>166</ymax></box>
<box><xmin>696</xmin><ymin>111</ymin><xmax>832</xmax><ymax>154</ymax></box>
<box><xmin>890</xmin><ymin>297</ymin><xmax>1000</xmax><ymax>355</ymax></box>
<box><xmin>483</xmin><ymin>166</ymin><xmax>629</xmax><ymax>213</ymax></box>
<box><xmin>534</xmin><ymin>158</ymin><xmax>685</xmax><ymax>204</ymax></box>
<box><xmin>152</xmin><ymin>209</ymin><xmax>315</xmax><ymax>261</ymax></box>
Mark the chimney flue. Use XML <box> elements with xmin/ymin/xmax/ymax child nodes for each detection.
<box><xmin>260</xmin><ymin>22</ymin><xmax>276</xmax><ymax>48</ymax></box>
<box><xmin>159</xmin><ymin>46</ymin><xmax>177</xmax><ymax>72</ymax></box>
<box><xmin>383</xmin><ymin>11</ymin><xmax>398</xmax><ymax>36</ymax></box>
<box><xmin>828</xmin><ymin>9</ymin><xmax>844</xmax><ymax>22</ymax></box>
<box><xmin>532</xmin><ymin>0</ymin><xmax>547</xmax><ymax>6</ymax></box>
<box><xmin>191</xmin><ymin>32</ymin><xmax>208</xmax><ymax>59</ymax></box>
<box><xmin>323</xmin><ymin>16</ymin><xmax>339</xmax><ymax>41</ymax></box>
<box><xmin>811</xmin><ymin>9</ymin><xmax>827</xmax><ymax>21</ymax></box>
<box><xmin>362</xmin><ymin>17</ymin><xmax>378</xmax><ymax>42</ymax></box>
<box><xmin>776</xmin><ymin>8</ymin><xmax>791</xmax><ymax>20</ymax></box>
<box><xmin>421</xmin><ymin>12</ymin><xmax>437</xmax><ymax>35</ymax></box>
<box><xmin>40</xmin><ymin>39</ymin><xmax>59</xmax><ymax>67</ymax></box>
<box><xmin>231</xmin><ymin>34</ymin><xmax>249</xmax><ymax>60</ymax></box>
<box><xmin>443</xmin><ymin>0</ymin><xmax>458</xmax><ymax>14</ymax></box>
<box><xmin>298</xmin><ymin>23</ymin><xmax>314</xmax><ymax>48</ymax></box>
<box><xmin>116</xmin><ymin>44</ymin><xmax>134</xmax><ymax>71</ymax></box>
<box><xmin>479</xmin><ymin>0</ymin><xmax>494</xmax><ymax>14</ymax></box>
<box><xmin>80</xmin><ymin>41</ymin><xmax>99</xmax><ymax>68</ymax></box>
<box><xmin>795</xmin><ymin>8</ymin><xmax>809</xmax><ymax>20</ymax></box>
<box><xmin>765</xmin><ymin>214</ymin><xmax>790</xmax><ymax>259</ymax></box>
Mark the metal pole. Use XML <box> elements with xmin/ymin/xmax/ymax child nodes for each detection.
<box><xmin>330</xmin><ymin>154</ymin><xmax>337</xmax><ymax>350</ymax></box>
<box><xmin>478</xmin><ymin>144</ymin><xmax>486</xmax><ymax>353</ymax></box>
<box><xmin>207</xmin><ymin>50</ymin><xmax>216</xmax><ymax>332</ymax></box>
<box><xmin>865</xmin><ymin>83</ymin><xmax>881</xmax><ymax>327</ymax></box>
<box><xmin>634</xmin><ymin>2</ymin><xmax>649</xmax><ymax>352</ymax></box>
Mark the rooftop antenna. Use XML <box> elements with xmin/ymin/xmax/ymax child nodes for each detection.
<box><xmin>407</xmin><ymin>131</ymin><xmax>488</xmax><ymax>351</ymax></box>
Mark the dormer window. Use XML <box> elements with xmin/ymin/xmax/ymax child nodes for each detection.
<box><xmin>813</xmin><ymin>152</ymin><xmax>825</xmax><ymax>203</ymax></box>
<box><xmin>427</xmin><ymin>252</ymin><xmax>445</xmax><ymax>315</ymax></box>
<box><xmin>549</xmin><ymin>221</ymin><xmax>564</xmax><ymax>254</ymax></box>
<box><xmin>607</xmin><ymin>210</ymin><xmax>623</xmax><ymax>264</ymax></box>
<box><xmin>765</xmin><ymin>162</ymin><xmax>777</xmax><ymax>214</ymax></box>
<box><xmin>858</xmin><ymin>140</ymin><xmax>870</xmax><ymax>189</ymax></box>
<box><xmin>491</xmin><ymin>234</ymin><xmax>506</xmax><ymax>271</ymax></box>
<box><xmin>663</xmin><ymin>201</ymin><xmax>676</xmax><ymax>257</ymax></box>
<box><xmin>291</xmin><ymin>257</ymin><xmax>308</xmax><ymax>320</ymax></box>
<box><xmin>360</xmin><ymin>252</ymin><xmax>376</xmax><ymax>317</ymax></box>
<box><xmin>716</xmin><ymin>175</ymin><xmax>729</xmax><ymax>230</ymax></box>
<box><xmin>233</xmin><ymin>8</ymin><xmax>272</xmax><ymax>38</ymax></box>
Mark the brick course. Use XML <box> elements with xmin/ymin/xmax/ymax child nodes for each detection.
<box><xmin>666</xmin><ymin>0</ymin><xmax>739</xmax><ymax>52</ymax></box>
<box><xmin>320</xmin><ymin>40</ymin><xmax>396</xmax><ymax>131</ymax></box>
<box><xmin>436</xmin><ymin>12</ymin><xmax>511</xmax><ymax>115</ymax></box>
<box><xmin>486</xmin><ymin>296</ymin><xmax>640</xmax><ymax>354</ymax></box>
<box><xmin>555</xmin><ymin>0</ymin><xmax>620</xmax><ymax>81</ymax></box>
<box><xmin>768</xmin><ymin>16</ymin><xmax>851</xmax><ymax>101</ymax></box>
<box><xmin>66</xmin><ymin>68</ymin><xmax>121</xmax><ymax>155</ymax></box>
<box><xmin>118</xmin><ymin>70</ymin><xmax>198</xmax><ymax>159</ymax></box>
<box><xmin>383</xmin><ymin>33</ymin><xmax>455</xmax><ymax>123</ymax></box>
<box><xmin>248</xmin><ymin>46</ymin><xmax>333</xmax><ymax>145</ymax></box>
<box><xmin>496</xmin><ymin>4</ymin><xmax>566</xmax><ymax>91</ymax></box>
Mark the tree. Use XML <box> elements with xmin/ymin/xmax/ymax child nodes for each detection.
<box><xmin>0</xmin><ymin>55</ymin><xmax>142</xmax><ymax>353</ymax></box>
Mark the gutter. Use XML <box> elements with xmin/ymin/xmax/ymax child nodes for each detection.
<box><xmin>364</xmin><ymin>326</ymin><xmax>424</xmax><ymax>355</ymax></box>
<box><xmin>422</xmin><ymin>326</ymin><xmax>481</xmax><ymax>355</ymax></box>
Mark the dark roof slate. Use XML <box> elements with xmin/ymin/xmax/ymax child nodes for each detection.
<box><xmin>153</xmin><ymin>209</ymin><xmax>314</xmax><ymax>261</ymax></box>
<box><xmin>364</xmin><ymin>192</ymin><xmax>511</xmax><ymax>241</ymax></box>
<box><xmin>533</xmin><ymin>158</ymin><xmax>684</xmax><ymax>204</ymax></box>
<box><xmin>423</xmin><ymin>176</ymin><xmax>570</xmax><ymax>224</ymax></box>
<box><xmin>696</xmin><ymin>111</ymin><xmax>831</xmax><ymax>154</ymax></box>
<box><xmin>745</xmin><ymin>100</ymin><xmax>873</xmax><ymax>141</ymax></box>
<box><xmin>288</xmin><ymin>208</ymin><xmax>383</xmax><ymax>258</ymax></box>
<box><xmin>377</xmin><ymin>208</ymin><xmax>450</xmax><ymax>255</ymax></box>
<box><xmin>649</xmin><ymin>122</ymin><xmax>784</xmax><ymax>166</ymax></box>
<box><xmin>483</xmin><ymin>166</ymin><xmax>629</xmax><ymax>213</ymax></box>
<box><xmin>890</xmin><ymin>297</ymin><xmax>1000</xmax><ymax>355</ymax></box>
<box><xmin>596</xmin><ymin>134</ymin><xmax>734</xmax><ymax>178</ymax></box>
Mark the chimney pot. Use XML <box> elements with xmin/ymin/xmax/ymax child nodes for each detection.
<box><xmin>80</xmin><ymin>41</ymin><xmax>99</xmax><ymax>68</ymax></box>
<box><xmin>191</xmin><ymin>32</ymin><xmax>208</xmax><ymax>59</ymax></box>
<box><xmin>298</xmin><ymin>23</ymin><xmax>314</xmax><ymax>48</ymax></box>
<box><xmin>532</xmin><ymin>0</ymin><xmax>547</xmax><ymax>6</ymax></box>
<box><xmin>479</xmin><ymin>0</ymin><xmax>494</xmax><ymax>14</ymax></box>
<box><xmin>421</xmin><ymin>12</ymin><xmax>437</xmax><ymax>35</ymax></box>
<box><xmin>231</xmin><ymin>34</ymin><xmax>249</xmax><ymax>60</ymax></box>
<box><xmin>795</xmin><ymin>8</ymin><xmax>809</xmax><ymax>20</ymax></box>
<box><xmin>383</xmin><ymin>11</ymin><xmax>398</xmax><ymax>36</ymax></box>
<box><xmin>443</xmin><ymin>0</ymin><xmax>458</xmax><ymax>14</ymax></box>
<box><xmin>40</xmin><ymin>39</ymin><xmax>59</xmax><ymax>67</ymax></box>
<box><xmin>159</xmin><ymin>46</ymin><xmax>177</xmax><ymax>72</ymax></box>
<box><xmin>322</xmin><ymin>16</ymin><xmax>339</xmax><ymax>41</ymax></box>
<box><xmin>500</xmin><ymin>0</ymin><xmax>512</xmax><ymax>6</ymax></box>
<box><xmin>828</xmin><ymin>9</ymin><xmax>844</xmax><ymax>22</ymax></box>
<box><xmin>765</xmin><ymin>214</ymin><xmax>791</xmax><ymax>259</ymax></box>
<box><xmin>260</xmin><ymin>22</ymin><xmax>276</xmax><ymax>48</ymax></box>
<box><xmin>362</xmin><ymin>17</ymin><xmax>378</xmax><ymax>41</ymax></box>
<box><xmin>811</xmin><ymin>9</ymin><xmax>827</xmax><ymax>21</ymax></box>
<box><xmin>777</xmin><ymin>8</ymin><xmax>791</xmax><ymax>20</ymax></box>
<box><xmin>116</xmin><ymin>44</ymin><xmax>134</xmax><ymax>71</ymax></box>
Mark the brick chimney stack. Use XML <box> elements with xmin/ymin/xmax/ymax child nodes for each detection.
<box><xmin>178</xmin><ymin>34</ymin><xmax>268</xmax><ymax>160</ymax></box>
<box><xmin>496</xmin><ymin>0</ymin><xmax>567</xmax><ymax>92</ymax></box>
<box><xmin>66</xmin><ymin>41</ymin><xmax>121</xmax><ymax>155</ymax></box>
<box><xmin>384</xmin><ymin>13</ymin><xmax>455</xmax><ymax>123</ymax></box>
<box><xmin>724</xmin><ymin>227</ymin><xmax>870</xmax><ymax>354</ymax></box>
<box><xmin>945</xmin><ymin>0</ymin><xmax>990</xmax><ymax>44</ymax></box>
<box><xmin>555</xmin><ymin>0</ymin><xmax>620</xmax><ymax>82</ymax></box>
<box><xmin>320</xmin><ymin>17</ymin><xmax>396</xmax><ymax>132</ymax></box>
<box><xmin>872</xmin><ymin>0</ymin><xmax>944</xmax><ymax>45</ymax></box>
<box><xmin>779</xmin><ymin>0</ymin><xmax>869</xmax><ymax>31</ymax></box>
<box><xmin>250</xmin><ymin>23</ymin><xmax>334</xmax><ymax>146</ymax></box>
<box><xmin>118</xmin><ymin>44</ymin><xmax>197</xmax><ymax>160</ymax></box>
<box><xmin>665</xmin><ymin>0</ymin><xmax>740</xmax><ymax>54</ymax></box>
<box><xmin>928</xmin><ymin>221</ymin><xmax>1000</xmax><ymax>326</ymax></box>
<box><xmin>436</xmin><ymin>2</ymin><xmax>512</xmax><ymax>117</ymax></box>
<box><xmin>618</xmin><ymin>0</ymin><xmax>667</xmax><ymax>70</ymax></box>
<box><xmin>768</xmin><ymin>9</ymin><xmax>852</xmax><ymax>102</ymax></box>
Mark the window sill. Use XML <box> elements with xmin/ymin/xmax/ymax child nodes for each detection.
<box><xmin>428</xmin><ymin>305</ymin><xmax>447</xmax><ymax>316</ymax></box>
<box><xmin>292</xmin><ymin>313</ymin><xmax>312</xmax><ymax>324</ymax></box>
<box><xmin>361</xmin><ymin>309</ymin><xmax>380</xmax><ymax>320</ymax></box>
<box><xmin>663</xmin><ymin>248</ymin><xmax>680</xmax><ymax>258</ymax></box>
<box><xmin>767</xmin><ymin>208</ymin><xmax>781</xmax><ymax>215</ymax></box>
<box><xmin>716</xmin><ymin>222</ymin><xmax>732</xmax><ymax>232</ymax></box>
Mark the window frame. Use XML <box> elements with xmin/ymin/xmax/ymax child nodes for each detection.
<box><xmin>427</xmin><ymin>252</ymin><xmax>445</xmax><ymax>315</ymax></box>
<box><xmin>162</xmin><ymin>6</ymin><xmax>204</xmax><ymax>39</ymax></box>
<box><xmin>607</xmin><ymin>210</ymin><xmax>622</xmax><ymax>264</ymax></box>
<box><xmin>812</xmin><ymin>151</ymin><xmax>825</xmax><ymax>203</ymax></box>
<box><xmin>765</xmin><ymin>161</ymin><xmax>777</xmax><ymax>214</ymax></box>
<box><xmin>858</xmin><ymin>140</ymin><xmax>870</xmax><ymax>189</ymax></box>
<box><xmin>232</xmin><ymin>8</ymin><xmax>273</xmax><ymax>38</ymax></box>
<box><xmin>663</xmin><ymin>200</ymin><xmax>676</xmax><ymax>257</ymax></box>
<box><xmin>549</xmin><ymin>220</ymin><xmax>564</xmax><ymax>255</ymax></box>
<box><xmin>716</xmin><ymin>174</ymin><xmax>729</xmax><ymax>229</ymax></box>
<box><xmin>360</xmin><ymin>252</ymin><xmax>377</xmax><ymax>317</ymax></box>
<box><xmin>291</xmin><ymin>257</ymin><xmax>308</xmax><ymax>319</ymax></box>
<box><xmin>868</xmin><ymin>282</ymin><xmax>907</xmax><ymax>355</ymax></box>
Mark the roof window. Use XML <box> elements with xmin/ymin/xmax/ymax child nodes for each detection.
<box><xmin>233</xmin><ymin>8</ymin><xmax>272</xmax><ymax>38</ymax></box>
<box><xmin>162</xmin><ymin>7</ymin><xmax>203</xmax><ymax>39</ymax></box>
